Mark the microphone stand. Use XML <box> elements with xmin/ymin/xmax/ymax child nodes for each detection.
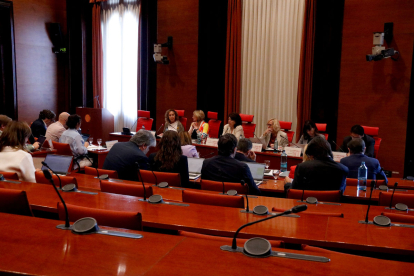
<box><xmin>136</xmin><ymin>162</ymin><xmax>147</xmax><ymax>201</ymax></box>
<box><xmin>389</xmin><ymin>182</ymin><xmax>398</xmax><ymax>209</ymax></box>
<box><xmin>331</xmin><ymin>140</ymin><xmax>344</xmax><ymax>152</ymax></box>
<box><xmin>301</xmin><ymin>177</ymin><xmax>307</xmax><ymax>202</ymax></box>
<box><xmin>43</xmin><ymin>170</ymin><xmax>70</xmax><ymax>228</ymax></box>
<box><xmin>42</xmin><ymin>161</ymin><xmax>62</xmax><ymax>189</ymax></box>
<box><xmin>241</xmin><ymin>180</ymin><xmax>249</xmax><ymax>212</ymax></box>
<box><xmin>364</xmin><ymin>180</ymin><xmax>376</xmax><ymax>223</ymax></box>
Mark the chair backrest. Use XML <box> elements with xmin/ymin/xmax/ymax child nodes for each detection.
<box><xmin>362</xmin><ymin>125</ymin><xmax>381</xmax><ymax>157</ymax></box>
<box><xmin>100</xmin><ymin>180</ymin><xmax>153</xmax><ymax>198</ymax></box>
<box><xmin>84</xmin><ymin>166</ymin><xmax>119</xmax><ymax>179</ymax></box>
<box><xmin>287</xmin><ymin>189</ymin><xmax>342</xmax><ymax>202</ymax></box>
<box><xmin>51</xmin><ymin>141</ymin><xmax>73</xmax><ymax>156</ymax></box>
<box><xmin>182</xmin><ymin>189</ymin><xmax>244</xmax><ymax>208</ymax></box>
<box><xmin>0</xmin><ymin>188</ymin><xmax>33</xmax><ymax>216</ymax></box>
<box><xmin>381</xmin><ymin>212</ymin><xmax>414</xmax><ymax>224</ymax></box>
<box><xmin>207</xmin><ymin>112</ymin><xmax>222</xmax><ymax>138</ymax></box>
<box><xmin>288</xmin><ymin>165</ymin><xmax>297</xmax><ymax>179</ymax></box>
<box><xmin>272</xmin><ymin>207</ymin><xmax>343</xmax><ymax>218</ymax></box>
<box><xmin>239</xmin><ymin>113</ymin><xmax>256</xmax><ymax>138</ymax></box>
<box><xmin>200</xmin><ymin>179</ymin><xmax>248</xmax><ymax>194</ymax></box>
<box><xmin>345</xmin><ymin>178</ymin><xmax>386</xmax><ymax>187</ymax></box>
<box><xmin>315</xmin><ymin>123</ymin><xmax>328</xmax><ymax>140</ymax></box>
<box><xmin>35</xmin><ymin>171</ymin><xmax>78</xmax><ymax>188</ymax></box>
<box><xmin>139</xmin><ymin>170</ymin><xmax>181</xmax><ymax>187</ymax></box>
<box><xmin>176</xmin><ymin>110</ymin><xmax>187</xmax><ymax>129</ymax></box>
<box><xmin>58</xmin><ymin>203</ymin><xmax>142</xmax><ymax>230</ymax></box>
<box><xmin>136</xmin><ymin>110</ymin><xmax>154</xmax><ymax>131</ymax></box>
<box><xmin>378</xmin><ymin>192</ymin><xmax>414</xmax><ymax>208</ymax></box>
<box><xmin>0</xmin><ymin>172</ymin><xmax>19</xmax><ymax>180</ymax></box>
<box><xmin>279</xmin><ymin>121</ymin><xmax>294</xmax><ymax>142</ymax></box>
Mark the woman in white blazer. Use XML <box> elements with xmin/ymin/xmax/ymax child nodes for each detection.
<box><xmin>222</xmin><ymin>113</ymin><xmax>244</xmax><ymax>141</ymax></box>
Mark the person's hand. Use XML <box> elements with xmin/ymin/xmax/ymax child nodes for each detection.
<box><xmin>84</xmin><ymin>141</ymin><xmax>89</xmax><ymax>147</ymax></box>
<box><xmin>284</xmin><ymin>176</ymin><xmax>292</xmax><ymax>184</ymax></box>
<box><xmin>248</xmin><ymin>150</ymin><xmax>256</xmax><ymax>161</ymax></box>
<box><xmin>33</xmin><ymin>142</ymin><xmax>40</xmax><ymax>150</ymax></box>
<box><xmin>265</xmin><ymin>128</ymin><xmax>272</xmax><ymax>135</ymax></box>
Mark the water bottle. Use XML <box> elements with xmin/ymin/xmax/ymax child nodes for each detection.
<box><xmin>273</xmin><ymin>139</ymin><xmax>279</xmax><ymax>153</ymax></box>
<box><xmin>358</xmin><ymin>161</ymin><xmax>368</xmax><ymax>190</ymax></box>
<box><xmin>142</xmin><ymin>126</ymin><xmax>145</xmax><ymax>130</ymax></box>
<box><xmin>280</xmin><ymin>150</ymin><xmax>287</xmax><ymax>172</ymax></box>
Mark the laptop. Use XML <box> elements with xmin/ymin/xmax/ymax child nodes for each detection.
<box><xmin>187</xmin><ymin>158</ymin><xmax>205</xmax><ymax>180</ymax></box>
<box><xmin>41</xmin><ymin>154</ymin><xmax>73</xmax><ymax>175</ymax></box>
<box><xmin>36</xmin><ymin>135</ymin><xmax>47</xmax><ymax>149</ymax></box>
<box><xmin>243</xmin><ymin>162</ymin><xmax>266</xmax><ymax>186</ymax></box>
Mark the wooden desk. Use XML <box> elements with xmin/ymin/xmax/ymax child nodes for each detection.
<box><xmin>87</xmin><ymin>148</ymin><xmax>109</xmax><ymax>169</ymax></box>
<box><xmin>2</xmin><ymin>213</ymin><xmax>413</xmax><ymax>275</ymax></box>
<box><xmin>387</xmin><ymin>177</ymin><xmax>414</xmax><ymax>190</ymax></box>
<box><xmin>109</xmin><ymin>132</ymin><xmax>135</xmax><ymax>142</ymax></box>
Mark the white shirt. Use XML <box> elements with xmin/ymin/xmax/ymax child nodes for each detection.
<box><xmin>167</xmin><ymin>121</ymin><xmax>179</xmax><ymax>132</ymax></box>
<box><xmin>0</xmin><ymin>146</ymin><xmax>36</xmax><ymax>182</ymax></box>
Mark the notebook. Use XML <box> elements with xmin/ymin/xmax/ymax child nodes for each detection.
<box><xmin>41</xmin><ymin>154</ymin><xmax>73</xmax><ymax>175</ymax></box>
<box><xmin>187</xmin><ymin>157</ymin><xmax>205</xmax><ymax>180</ymax></box>
<box><xmin>243</xmin><ymin>162</ymin><xmax>266</xmax><ymax>186</ymax></box>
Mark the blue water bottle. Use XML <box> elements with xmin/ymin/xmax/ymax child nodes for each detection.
<box><xmin>358</xmin><ymin>161</ymin><xmax>367</xmax><ymax>190</ymax></box>
<box><xmin>280</xmin><ymin>150</ymin><xmax>287</xmax><ymax>172</ymax></box>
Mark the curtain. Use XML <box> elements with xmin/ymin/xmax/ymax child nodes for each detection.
<box><xmin>91</xmin><ymin>0</ymin><xmax>104</xmax><ymax>108</ymax></box>
<box><xmin>102</xmin><ymin>0</ymin><xmax>140</xmax><ymax>132</ymax></box>
<box><xmin>224</xmin><ymin>0</ymin><xmax>242</xmax><ymax>122</ymax></box>
<box><xmin>240</xmin><ymin>0</ymin><xmax>305</xmax><ymax>138</ymax></box>
<box><xmin>296</xmin><ymin>0</ymin><xmax>316</xmax><ymax>142</ymax></box>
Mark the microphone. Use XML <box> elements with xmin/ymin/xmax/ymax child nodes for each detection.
<box><xmin>156</xmin><ymin>123</ymin><xmax>164</xmax><ymax>134</ymax></box>
<box><xmin>146</xmin><ymin>162</ymin><xmax>169</xmax><ymax>188</ymax></box>
<box><xmin>389</xmin><ymin>182</ymin><xmax>398</xmax><ymax>209</ymax></box>
<box><xmin>94</xmin><ymin>95</ymin><xmax>101</xmax><ymax>109</ymax></box>
<box><xmin>136</xmin><ymin>162</ymin><xmax>147</xmax><ymax>201</ymax></box>
<box><xmin>301</xmin><ymin>177</ymin><xmax>306</xmax><ymax>202</ymax></box>
<box><xmin>130</xmin><ymin>117</ymin><xmax>139</xmax><ymax>132</ymax></box>
<box><xmin>43</xmin><ymin>169</ymin><xmax>70</xmax><ymax>228</ymax></box>
<box><xmin>241</xmin><ymin>180</ymin><xmax>249</xmax><ymax>212</ymax></box>
<box><xmin>42</xmin><ymin>161</ymin><xmax>62</xmax><ymax>189</ymax></box>
<box><xmin>364</xmin><ymin>180</ymin><xmax>376</xmax><ymax>223</ymax></box>
<box><xmin>200</xmin><ymin>152</ymin><xmax>215</xmax><ymax>158</ymax></box>
<box><xmin>331</xmin><ymin>140</ymin><xmax>344</xmax><ymax>152</ymax></box>
<box><xmin>95</xmin><ymin>167</ymin><xmax>109</xmax><ymax>181</ymax></box>
<box><xmin>280</xmin><ymin>135</ymin><xmax>294</xmax><ymax>146</ymax></box>
<box><xmin>231</xmin><ymin>205</ymin><xmax>307</xmax><ymax>250</ymax></box>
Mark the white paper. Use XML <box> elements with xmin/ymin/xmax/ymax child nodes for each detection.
<box><xmin>252</xmin><ymin>143</ymin><xmax>263</xmax><ymax>152</ymax></box>
<box><xmin>205</xmin><ymin>138</ymin><xmax>219</xmax><ymax>147</ymax></box>
<box><xmin>332</xmin><ymin>151</ymin><xmax>347</xmax><ymax>162</ymax></box>
<box><xmin>105</xmin><ymin>140</ymin><xmax>118</xmax><ymax>151</ymax></box>
<box><xmin>284</xmin><ymin>147</ymin><xmax>302</xmax><ymax>157</ymax></box>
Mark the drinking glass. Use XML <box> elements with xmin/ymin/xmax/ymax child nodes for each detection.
<box><xmin>264</xmin><ymin>160</ymin><xmax>270</xmax><ymax>170</ymax></box>
<box><xmin>88</xmin><ymin>137</ymin><xmax>93</xmax><ymax>145</ymax></box>
<box><xmin>97</xmin><ymin>138</ymin><xmax>102</xmax><ymax>149</ymax></box>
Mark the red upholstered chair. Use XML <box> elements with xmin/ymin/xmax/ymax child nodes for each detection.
<box><xmin>57</xmin><ymin>203</ymin><xmax>142</xmax><ymax>230</ymax></box>
<box><xmin>182</xmin><ymin>189</ymin><xmax>244</xmax><ymax>208</ymax></box>
<box><xmin>136</xmin><ymin>110</ymin><xmax>154</xmax><ymax>131</ymax></box>
<box><xmin>84</xmin><ymin>166</ymin><xmax>119</xmax><ymax>179</ymax></box>
<box><xmin>138</xmin><ymin>170</ymin><xmax>181</xmax><ymax>187</ymax></box>
<box><xmin>345</xmin><ymin>178</ymin><xmax>386</xmax><ymax>187</ymax></box>
<box><xmin>207</xmin><ymin>112</ymin><xmax>221</xmax><ymax>138</ymax></box>
<box><xmin>0</xmin><ymin>172</ymin><xmax>19</xmax><ymax>180</ymax></box>
<box><xmin>0</xmin><ymin>188</ymin><xmax>33</xmax><ymax>216</ymax></box>
<box><xmin>272</xmin><ymin>207</ymin><xmax>344</xmax><ymax>218</ymax></box>
<box><xmin>239</xmin><ymin>113</ymin><xmax>256</xmax><ymax>138</ymax></box>
<box><xmin>378</xmin><ymin>192</ymin><xmax>414</xmax><ymax>208</ymax></box>
<box><xmin>176</xmin><ymin>110</ymin><xmax>187</xmax><ymax>129</ymax></box>
<box><xmin>287</xmin><ymin>189</ymin><xmax>342</xmax><ymax>203</ymax></box>
<box><xmin>35</xmin><ymin>171</ymin><xmax>78</xmax><ymax>188</ymax></box>
<box><xmin>51</xmin><ymin>141</ymin><xmax>75</xmax><ymax>170</ymax></box>
<box><xmin>200</xmin><ymin>179</ymin><xmax>248</xmax><ymax>194</ymax></box>
<box><xmin>381</xmin><ymin>213</ymin><xmax>414</xmax><ymax>224</ymax></box>
<box><xmin>279</xmin><ymin>121</ymin><xmax>294</xmax><ymax>143</ymax></box>
<box><xmin>288</xmin><ymin>165</ymin><xmax>297</xmax><ymax>179</ymax></box>
<box><xmin>362</xmin><ymin>125</ymin><xmax>381</xmax><ymax>158</ymax></box>
<box><xmin>315</xmin><ymin>123</ymin><xmax>328</xmax><ymax>140</ymax></box>
<box><xmin>100</xmin><ymin>180</ymin><xmax>153</xmax><ymax>198</ymax></box>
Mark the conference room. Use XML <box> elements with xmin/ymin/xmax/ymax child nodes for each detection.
<box><xmin>1</xmin><ymin>0</ymin><xmax>414</xmax><ymax>274</ymax></box>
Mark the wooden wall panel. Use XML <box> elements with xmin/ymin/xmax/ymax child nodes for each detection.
<box><xmin>156</xmin><ymin>0</ymin><xmax>198</xmax><ymax>130</ymax></box>
<box><xmin>337</xmin><ymin>0</ymin><xmax>414</xmax><ymax>175</ymax></box>
<box><xmin>11</xmin><ymin>0</ymin><xmax>68</xmax><ymax>123</ymax></box>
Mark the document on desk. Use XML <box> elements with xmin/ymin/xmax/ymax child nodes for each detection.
<box><xmin>206</xmin><ymin>138</ymin><xmax>219</xmax><ymax>147</ymax></box>
<box><xmin>284</xmin><ymin>147</ymin><xmax>302</xmax><ymax>157</ymax></box>
<box><xmin>252</xmin><ymin>143</ymin><xmax>263</xmax><ymax>152</ymax></box>
<box><xmin>332</xmin><ymin>151</ymin><xmax>347</xmax><ymax>162</ymax></box>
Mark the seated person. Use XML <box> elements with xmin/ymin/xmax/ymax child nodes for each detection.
<box><xmin>149</xmin><ymin>131</ymin><xmax>190</xmax><ymax>187</ymax></box>
<box><xmin>235</xmin><ymin>138</ymin><xmax>256</xmax><ymax>163</ymax></box>
<box><xmin>45</xmin><ymin>112</ymin><xmax>70</xmax><ymax>142</ymax></box>
<box><xmin>103</xmin><ymin>130</ymin><xmax>155</xmax><ymax>181</ymax></box>
<box><xmin>179</xmin><ymin>131</ymin><xmax>199</xmax><ymax>158</ymax></box>
<box><xmin>285</xmin><ymin>136</ymin><xmax>348</xmax><ymax>193</ymax></box>
<box><xmin>340</xmin><ymin>138</ymin><xmax>388</xmax><ymax>183</ymax></box>
<box><xmin>298</xmin><ymin>120</ymin><xmax>325</xmax><ymax>144</ymax></box>
<box><xmin>163</xmin><ymin>109</ymin><xmax>184</xmax><ymax>133</ymax></box>
<box><xmin>260</xmin><ymin>118</ymin><xmax>289</xmax><ymax>149</ymax></box>
<box><xmin>0</xmin><ymin>121</ymin><xmax>36</xmax><ymax>182</ymax></box>
<box><xmin>222</xmin><ymin>113</ymin><xmax>244</xmax><ymax>140</ymax></box>
<box><xmin>288</xmin><ymin>144</ymin><xmax>309</xmax><ymax>178</ymax></box>
<box><xmin>201</xmin><ymin>134</ymin><xmax>261</xmax><ymax>195</ymax></box>
<box><xmin>29</xmin><ymin>109</ymin><xmax>56</xmax><ymax>143</ymax></box>
<box><xmin>341</xmin><ymin>125</ymin><xmax>375</xmax><ymax>157</ymax></box>
<box><xmin>59</xmin><ymin>114</ymin><xmax>91</xmax><ymax>169</ymax></box>
<box><xmin>188</xmin><ymin>110</ymin><xmax>209</xmax><ymax>138</ymax></box>
<box><xmin>0</xmin><ymin>115</ymin><xmax>12</xmax><ymax>136</ymax></box>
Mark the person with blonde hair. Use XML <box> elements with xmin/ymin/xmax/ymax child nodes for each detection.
<box><xmin>179</xmin><ymin>131</ymin><xmax>199</xmax><ymax>158</ymax></box>
<box><xmin>260</xmin><ymin>118</ymin><xmax>288</xmax><ymax>149</ymax></box>
<box><xmin>0</xmin><ymin>121</ymin><xmax>36</xmax><ymax>182</ymax></box>
<box><xmin>188</xmin><ymin>110</ymin><xmax>209</xmax><ymax>137</ymax></box>
<box><xmin>163</xmin><ymin>109</ymin><xmax>184</xmax><ymax>133</ymax></box>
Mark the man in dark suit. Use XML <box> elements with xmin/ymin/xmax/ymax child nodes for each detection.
<box><xmin>340</xmin><ymin>125</ymin><xmax>375</xmax><ymax>157</ymax></box>
<box><xmin>201</xmin><ymin>134</ymin><xmax>261</xmax><ymax>195</ymax></box>
<box><xmin>340</xmin><ymin>138</ymin><xmax>387</xmax><ymax>183</ymax></box>
<box><xmin>103</xmin><ymin>130</ymin><xmax>156</xmax><ymax>181</ymax></box>
<box><xmin>286</xmin><ymin>136</ymin><xmax>349</xmax><ymax>193</ymax></box>
<box><xmin>234</xmin><ymin>138</ymin><xmax>256</xmax><ymax>163</ymax></box>
<box><xmin>29</xmin><ymin>109</ymin><xmax>56</xmax><ymax>144</ymax></box>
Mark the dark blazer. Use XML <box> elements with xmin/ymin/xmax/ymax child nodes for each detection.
<box><xmin>340</xmin><ymin>154</ymin><xmax>388</xmax><ymax>183</ymax></box>
<box><xmin>341</xmin><ymin>135</ymin><xmax>375</xmax><ymax>157</ymax></box>
<box><xmin>201</xmin><ymin>155</ymin><xmax>261</xmax><ymax>195</ymax></box>
<box><xmin>234</xmin><ymin>152</ymin><xmax>255</xmax><ymax>163</ymax></box>
<box><xmin>149</xmin><ymin>153</ymin><xmax>190</xmax><ymax>188</ymax></box>
<box><xmin>291</xmin><ymin>157</ymin><xmax>349</xmax><ymax>193</ymax></box>
<box><xmin>103</xmin><ymin>141</ymin><xmax>149</xmax><ymax>181</ymax></box>
<box><xmin>30</xmin><ymin>118</ymin><xmax>46</xmax><ymax>143</ymax></box>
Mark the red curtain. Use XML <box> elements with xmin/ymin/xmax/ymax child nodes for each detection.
<box><xmin>296</xmin><ymin>0</ymin><xmax>316</xmax><ymax>141</ymax></box>
<box><xmin>224</xmin><ymin>0</ymin><xmax>242</xmax><ymax>121</ymax></box>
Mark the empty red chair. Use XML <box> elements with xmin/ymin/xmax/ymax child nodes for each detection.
<box><xmin>0</xmin><ymin>188</ymin><xmax>33</xmax><ymax>216</ymax></box>
<box><xmin>381</xmin><ymin>213</ymin><xmax>414</xmax><ymax>224</ymax></box>
<box><xmin>345</xmin><ymin>178</ymin><xmax>386</xmax><ymax>187</ymax></box>
<box><xmin>200</xmin><ymin>179</ymin><xmax>248</xmax><ymax>194</ymax></box>
<box><xmin>182</xmin><ymin>189</ymin><xmax>244</xmax><ymax>208</ymax></box>
<box><xmin>272</xmin><ymin>207</ymin><xmax>343</xmax><ymax>218</ymax></box>
<box><xmin>239</xmin><ymin>114</ymin><xmax>256</xmax><ymax>138</ymax></box>
<box><xmin>207</xmin><ymin>112</ymin><xmax>222</xmax><ymax>138</ymax></box>
<box><xmin>100</xmin><ymin>180</ymin><xmax>153</xmax><ymax>198</ymax></box>
<box><xmin>0</xmin><ymin>172</ymin><xmax>19</xmax><ymax>180</ymax></box>
<box><xmin>136</xmin><ymin>110</ymin><xmax>154</xmax><ymax>131</ymax></box>
<box><xmin>362</xmin><ymin>126</ymin><xmax>381</xmax><ymax>158</ymax></box>
<box><xmin>138</xmin><ymin>170</ymin><xmax>181</xmax><ymax>187</ymax></box>
<box><xmin>378</xmin><ymin>192</ymin><xmax>414</xmax><ymax>208</ymax></box>
<box><xmin>57</xmin><ymin>203</ymin><xmax>142</xmax><ymax>230</ymax></box>
<box><xmin>84</xmin><ymin>166</ymin><xmax>119</xmax><ymax>179</ymax></box>
<box><xmin>315</xmin><ymin>123</ymin><xmax>328</xmax><ymax>140</ymax></box>
<box><xmin>279</xmin><ymin>121</ymin><xmax>294</xmax><ymax>143</ymax></box>
<box><xmin>35</xmin><ymin>171</ymin><xmax>78</xmax><ymax>188</ymax></box>
<box><xmin>287</xmin><ymin>189</ymin><xmax>342</xmax><ymax>202</ymax></box>
<box><xmin>176</xmin><ymin>110</ymin><xmax>187</xmax><ymax>129</ymax></box>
